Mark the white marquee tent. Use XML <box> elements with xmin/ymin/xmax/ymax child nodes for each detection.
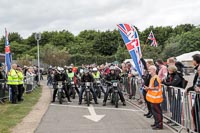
<box><xmin>176</xmin><ymin>51</ymin><xmax>200</xmax><ymax>62</ymax></box>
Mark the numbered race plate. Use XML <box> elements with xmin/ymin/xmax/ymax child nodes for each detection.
<box><xmin>85</xmin><ymin>82</ymin><xmax>90</xmax><ymax>86</ymax></box>
<box><xmin>96</xmin><ymin>81</ymin><xmax>101</xmax><ymax>84</ymax></box>
<box><xmin>113</xmin><ymin>82</ymin><xmax>118</xmax><ymax>87</ymax></box>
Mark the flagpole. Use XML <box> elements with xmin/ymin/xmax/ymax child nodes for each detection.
<box><xmin>142</xmin><ymin>37</ymin><xmax>148</xmax><ymax>53</ymax></box>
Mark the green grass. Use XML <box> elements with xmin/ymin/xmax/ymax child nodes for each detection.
<box><xmin>0</xmin><ymin>87</ymin><xmax>41</xmax><ymax>133</ymax></box>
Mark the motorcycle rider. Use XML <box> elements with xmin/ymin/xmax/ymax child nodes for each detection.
<box><xmin>78</xmin><ymin>69</ymin><xmax>98</xmax><ymax>105</ymax></box>
<box><xmin>67</xmin><ymin>66</ymin><xmax>80</xmax><ymax>98</ymax></box>
<box><xmin>103</xmin><ymin>66</ymin><xmax>126</xmax><ymax>106</ymax></box>
<box><xmin>92</xmin><ymin>67</ymin><xmax>105</xmax><ymax>94</ymax></box>
<box><xmin>51</xmin><ymin>67</ymin><xmax>71</xmax><ymax>103</ymax></box>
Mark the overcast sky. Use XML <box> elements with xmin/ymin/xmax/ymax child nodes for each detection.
<box><xmin>1</xmin><ymin>0</ymin><xmax>200</xmax><ymax>38</ymax></box>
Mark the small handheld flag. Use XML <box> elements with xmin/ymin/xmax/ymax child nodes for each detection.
<box><xmin>148</xmin><ymin>31</ymin><xmax>158</xmax><ymax>47</ymax></box>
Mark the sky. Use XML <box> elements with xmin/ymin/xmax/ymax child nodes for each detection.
<box><xmin>0</xmin><ymin>0</ymin><xmax>200</xmax><ymax>38</ymax></box>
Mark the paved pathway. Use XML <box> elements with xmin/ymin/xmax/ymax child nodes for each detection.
<box><xmin>35</xmin><ymin>84</ymin><xmax>173</xmax><ymax>133</ymax></box>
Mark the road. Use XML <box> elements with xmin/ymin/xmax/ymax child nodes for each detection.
<box><xmin>35</xmin><ymin>86</ymin><xmax>172</xmax><ymax>133</ymax></box>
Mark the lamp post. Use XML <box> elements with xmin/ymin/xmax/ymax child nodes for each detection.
<box><xmin>35</xmin><ymin>33</ymin><xmax>41</xmax><ymax>84</ymax></box>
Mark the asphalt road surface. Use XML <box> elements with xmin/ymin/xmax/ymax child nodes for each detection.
<box><xmin>35</xmin><ymin>88</ymin><xmax>173</xmax><ymax>133</ymax></box>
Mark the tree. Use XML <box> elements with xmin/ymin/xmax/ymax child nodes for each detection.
<box><xmin>115</xmin><ymin>45</ymin><xmax>130</xmax><ymax>62</ymax></box>
<box><xmin>40</xmin><ymin>44</ymin><xmax>71</xmax><ymax>66</ymax></box>
<box><xmin>16</xmin><ymin>54</ymin><xmax>34</xmax><ymax>66</ymax></box>
<box><xmin>173</xmin><ymin>24</ymin><xmax>195</xmax><ymax>35</ymax></box>
<box><xmin>93</xmin><ymin>30</ymin><xmax>120</xmax><ymax>56</ymax></box>
<box><xmin>50</xmin><ymin>30</ymin><xmax>75</xmax><ymax>46</ymax></box>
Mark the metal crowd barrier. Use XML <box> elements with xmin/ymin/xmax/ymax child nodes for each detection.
<box><xmin>122</xmin><ymin>76</ymin><xmax>144</xmax><ymax>107</ymax></box>
<box><xmin>24</xmin><ymin>75</ymin><xmax>38</xmax><ymax>93</ymax></box>
<box><xmin>145</xmin><ymin>84</ymin><xmax>199</xmax><ymax>133</ymax></box>
<box><xmin>0</xmin><ymin>82</ymin><xmax>9</xmax><ymax>104</ymax></box>
<box><xmin>161</xmin><ymin>85</ymin><xmax>200</xmax><ymax>133</ymax></box>
<box><xmin>187</xmin><ymin>91</ymin><xmax>200</xmax><ymax>133</ymax></box>
<box><xmin>124</xmin><ymin>77</ymin><xmax>199</xmax><ymax>133</ymax></box>
<box><xmin>161</xmin><ymin>85</ymin><xmax>187</xmax><ymax>132</ymax></box>
<box><xmin>0</xmin><ymin>75</ymin><xmax>38</xmax><ymax>104</ymax></box>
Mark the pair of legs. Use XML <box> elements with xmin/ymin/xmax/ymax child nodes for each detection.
<box><xmin>79</xmin><ymin>86</ymin><xmax>98</xmax><ymax>104</ymax></box>
<box><xmin>151</xmin><ymin>103</ymin><xmax>163</xmax><ymax>129</ymax></box>
<box><xmin>103</xmin><ymin>86</ymin><xmax>125</xmax><ymax>105</ymax></box>
<box><xmin>10</xmin><ymin>85</ymin><xmax>18</xmax><ymax>104</ymax></box>
<box><xmin>52</xmin><ymin>86</ymin><xmax>71</xmax><ymax>102</ymax></box>
<box><xmin>17</xmin><ymin>84</ymin><xmax>24</xmax><ymax>101</ymax></box>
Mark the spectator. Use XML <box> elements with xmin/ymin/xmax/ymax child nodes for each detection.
<box><xmin>163</xmin><ymin>65</ymin><xmax>183</xmax><ymax>124</ymax></box>
<box><xmin>163</xmin><ymin>65</ymin><xmax>183</xmax><ymax>87</ymax></box>
<box><xmin>186</xmin><ymin>54</ymin><xmax>200</xmax><ymax>132</ymax></box>
<box><xmin>156</xmin><ymin>59</ymin><xmax>167</xmax><ymax>81</ymax></box>
<box><xmin>140</xmin><ymin>55</ymin><xmax>154</xmax><ymax>118</ymax></box>
<box><xmin>145</xmin><ymin>65</ymin><xmax>163</xmax><ymax>130</ymax></box>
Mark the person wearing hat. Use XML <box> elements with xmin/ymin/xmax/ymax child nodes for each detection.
<box><xmin>16</xmin><ymin>65</ymin><xmax>24</xmax><ymax>102</ymax></box>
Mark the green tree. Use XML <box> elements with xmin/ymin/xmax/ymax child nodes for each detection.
<box><xmin>93</xmin><ymin>30</ymin><xmax>120</xmax><ymax>56</ymax></box>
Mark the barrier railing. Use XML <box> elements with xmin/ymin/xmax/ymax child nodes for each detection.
<box><xmin>0</xmin><ymin>82</ymin><xmax>8</xmax><ymax>104</ymax></box>
<box><xmin>0</xmin><ymin>75</ymin><xmax>38</xmax><ymax>104</ymax></box>
<box><xmin>24</xmin><ymin>75</ymin><xmax>37</xmax><ymax>93</ymax></box>
<box><xmin>187</xmin><ymin>91</ymin><xmax>200</xmax><ymax>133</ymax></box>
<box><xmin>161</xmin><ymin>85</ymin><xmax>187</xmax><ymax>132</ymax></box>
<box><xmin>124</xmin><ymin>77</ymin><xmax>199</xmax><ymax>133</ymax></box>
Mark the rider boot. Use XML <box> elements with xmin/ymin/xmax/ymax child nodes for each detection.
<box><xmin>51</xmin><ymin>89</ymin><xmax>57</xmax><ymax>103</ymax></box>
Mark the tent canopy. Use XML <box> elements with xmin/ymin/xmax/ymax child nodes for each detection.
<box><xmin>176</xmin><ymin>51</ymin><xmax>200</xmax><ymax>62</ymax></box>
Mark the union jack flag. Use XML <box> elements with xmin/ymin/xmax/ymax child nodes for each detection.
<box><xmin>5</xmin><ymin>28</ymin><xmax>11</xmax><ymax>72</ymax></box>
<box><xmin>117</xmin><ymin>24</ymin><xmax>143</xmax><ymax>77</ymax></box>
<box><xmin>148</xmin><ymin>31</ymin><xmax>158</xmax><ymax>47</ymax></box>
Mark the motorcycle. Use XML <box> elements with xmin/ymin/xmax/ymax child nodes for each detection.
<box><xmin>57</xmin><ymin>81</ymin><xmax>64</xmax><ymax>104</ymax></box>
<box><xmin>110</xmin><ymin>80</ymin><xmax>119</xmax><ymax>108</ymax></box>
<box><xmin>93</xmin><ymin>79</ymin><xmax>102</xmax><ymax>98</ymax></box>
<box><xmin>84</xmin><ymin>82</ymin><xmax>93</xmax><ymax>106</ymax></box>
<box><xmin>69</xmin><ymin>80</ymin><xmax>76</xmax><ymax>99</ymax></box>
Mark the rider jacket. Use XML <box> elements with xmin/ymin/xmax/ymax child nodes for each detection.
<box><xmin>105</xmin><ymin>73</ymin><xmax>121</xmax><ymax>82</ymax></box>
<box><xmin>54</xmin><ymin>72</ymin><xmax>68</xmax><ymax>82</ymax></box>
<box><xmin>81</xmin><ymin>74</ymin><xmax>94</xmax><ymax>82</ymax></box>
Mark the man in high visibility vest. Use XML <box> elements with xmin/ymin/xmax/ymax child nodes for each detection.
<box><xmin>92</xmin><ymin>67</ymin><xmax>105</xmax><ymax>95</ymax></box>
<box><xmin>7</xmin><ymin>64</ymin><xmax>19</xmax><ymax>104</ymax></box>
<box><xmin>144</xmin><ymin>65</ymin><xmax>163</xmax><ymax>130</ymax></box>
<box><xmin>16</xmin><ymin>65</ymin><xmax>24</xmax><ymax>102</ymax></box>
<box><xmin>67</xmin><ymin>66</ymin><xmax>79</xmax><ymax>98</ymax></box>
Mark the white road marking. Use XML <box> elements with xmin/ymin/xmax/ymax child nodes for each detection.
<box><xmin>83</xmin><ymin>104</ymin><xmax>105</xmax><ymax>122</ymax></box>
<box><xmin>50</xmin><ymin>103</ymin><xmax>142</xmax><ymax>112</ymax></box>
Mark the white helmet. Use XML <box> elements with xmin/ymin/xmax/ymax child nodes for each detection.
<box><xmin>93</xmin><ymin>67</ymin><xmax>98</xmax><ymax>72</ymax></box>
<box><xmin>57</xmin><ymin>67</ymin><xmax>64</xmax><ymax>71</ymax></box>
<box><xmin>110</xmin><ymin>66</ymin><xmax>115</xmax><ymax>70</ymax></box>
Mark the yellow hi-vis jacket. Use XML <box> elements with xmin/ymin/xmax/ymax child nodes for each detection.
<box><xmin>16</xmin><ymin>70</ymin><xmax>24</xmax><ymax>85</ymax></box>
<box><xmin>7</xmin><ymin>69</ymin><xmax>19</xmax><ymax>85</ymax></box>
<box><xmin>146</xmin><ymin>75</ymin><xmax>163</xmax><ymax>104</ymax></box>
<box><xmin>92</xmin><ymin>72</ymin><xmax>100</xmax><ymax>79</ymax></box>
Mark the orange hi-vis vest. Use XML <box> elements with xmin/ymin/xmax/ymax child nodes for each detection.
<box><xmin>146</xmin><ymin>75</ymin><xmax>163</xmax><ymax>103</ymax></box>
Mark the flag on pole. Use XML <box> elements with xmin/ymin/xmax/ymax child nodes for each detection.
<box><xmin>5</xmin><ymin>28</ymin><xmax>11</xmax><ymax>73</ymax></box>
<box><xmin>117</xmin><ymin>24</ymin><xmax>143</xmax><ymax>77</ymax></box>
<box><xmin>148</xmin><ymin>31</ymin><xmax>158</xmax><ymax>47</ymax></box>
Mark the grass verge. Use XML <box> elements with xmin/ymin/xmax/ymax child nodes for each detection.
<box><xmin>0</xmin><ymin>87</ymin><xmax>41</xmax><ymax>133</ymax></box>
